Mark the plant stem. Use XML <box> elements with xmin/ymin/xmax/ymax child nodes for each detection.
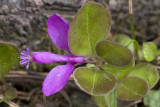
<box><xmin>0</xmin><ymin>98</ymin><xmax>6</xmax><ymax>103</ymax></box>
<box><xmin>110</xmin><ymin>88</ymin><xmax>117</xmax><ymax>107</ymax></box>
<box><xmin>129</xmin><ymin>0</ymin><xmax>135</xmax><ymax>39</ymax></box>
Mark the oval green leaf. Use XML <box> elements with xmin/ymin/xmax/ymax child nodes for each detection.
<box><xmin>143</xmin><ymin>90</ymin><xmax>160</xmax><ymax>107</ymax></box>
<box><xmin>117</xmin><ymin>76</ymin><xmax>149</xmax><ymax>100</ymax></box>
<box><xmin>114</xmin><ymin>34</ymin><xmax>135</xmax><ymax>53</ymax></box>
<box><xmin>96</xmin><ymin>40</ymin><xmax>133</xmax><ymax>67</ymax></box>
<box><xmin>129</xmin><ymin>63</ymin><xmax>159</xmax><ymax>88</ymax></box>
<box><xmin>103</xmin><ymin>60</ymin><xmax>135</xmax><ymax>82</ymax></box>
<box><xmin>69</xmin><ymin>1</ymin><xmax>111</xmax><ymax>56</ymax></box>
<box><xmin>143</xmin><ymin>42</ymin><xmax>157</xmax><ymax>62</ymax></box>
<box><xmin>73</xmin><ymin>67</ymin><xmax>117</xmax><ymax>96</ymax></box>
<box><xmin>115</xmin><ymin>35</ymin><xmax>144</xmax><ymax>61</ymax></box>
<box><xmin>5</xmin><ymin>87</ymin><xmax>17</xmax><ymax>100</ymax></box>
<box><xmin>0</xmin><ymin>43</ymin><xmax>20</xmax><ymax>82</ymax></box>
<box><xmin>114</xmin><ymin>34</ymin><xmax>132</xmax><ymax>46</ymax></box>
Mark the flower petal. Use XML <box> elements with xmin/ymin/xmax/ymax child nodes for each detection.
<box><xmin>42</xmin><ymin>64</ymin><xmax>75</xmax><ymax>96</ymax></box>
<box><xmin>47</xmin><ymin>13</ymin><xmax>70</xmax><ymax>51</ymax></box>
<box><xmin>32</xmin><ymin>52</ymin><xmax>85</xmax><ymax>64</ymax></box>
<box><xmin>68</xmin><ymin>56</ymin><xmax>85</xmax><ymax>63</ymax></box>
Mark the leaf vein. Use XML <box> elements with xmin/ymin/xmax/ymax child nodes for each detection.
<box><xmin>91</xmin><ymin>71</ymin><xmax>96</xmax><ymax>94</ymax></box>
<box><xmin>87</xmin><ymin>6</ymin><xmax>92</xmax><ymax>54</ymax></box>
<box><xmin>121</xmin><ymin>84</ymin><xmax>144</xmax><ymax>96</ymax></box>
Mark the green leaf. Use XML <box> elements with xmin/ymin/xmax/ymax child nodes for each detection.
<box><xmin>117</xmin><ymin>76</ymin><xmax>149</xmax><ymax>100</ymax></box>
<box><xmin>103</xmin><ymin>60</ymin><xmax>135</xmax><ymax>82</ymax></box>
<box><xmin>93</xmin><ymin>95</ymin><xmax>110</xmax><ymax>107</ymax></box>
<box><xmin>86</xmin><ymin>64</ymin><xmax>95</xmax><ymax>68</ymax></box>
<box><xmin>133</xmin><ymin>40</ymin><xmax>144</xmax><ymax>60</ymax></box>
<box><xmin>143</xmin><ymin>42</ymin><xmax>157</xmax><ymax>62</ymax></box>
<box><xmin>156</xmin><ymin>49</ymin><xmax>160</xmax><ymax>56</ymax></box>
<box><xmin>96</xmin><ymin>40</ymin><xmax>133</xmax><ymax>67</ymax></box>
<box><xmin>73</xmin><ymin>67</ymin><xmax>117</xmax><ymax>96</ymax></box>
<box><xmin>0</xmin><ymin>43</ymin><xmax>20</xmax><ymax>82</ymax></box>
<box><xmin>115</xmin><ymin>35</ymin><xmax>144</xmax><ymax>61</ymax></box>
<box><xmin>129</xmin><ymin>63</ymin><xmax>159</xmax><ymax>88</ymax></box>
<box><xmin>114</xmin><ymin>34</ymin><xmax>132</xmax><ymax>46</ymax></box>
<box><xmin>114</xmin><ymin>34</ymin><xmax>134</xmax><ymax>53</ymax></box>
<box><xmin>68</xmin><ymin>1</ymin><xmax>111</xmax><ymax>56</ymax></box>
<box><xmin>143</xmin><ymin>90</ymin><xmax>160</xmax><ymax>107</ymax></box>
<box><xmin>4</xmin><ymin>88</ymin><xmax>17</xmax><ymax>100</ymax></box>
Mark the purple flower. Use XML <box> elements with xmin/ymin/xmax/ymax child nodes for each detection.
<box><xmin>20</xmin><ymin>48</ymin><xmax>31</xmax><ymax>70</ymax></box>
<box><xmin>20</xmin><ymin>13</ymin><xmax>85</xmax><ymax>96</ymax></box>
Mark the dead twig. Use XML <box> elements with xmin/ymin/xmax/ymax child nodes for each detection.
<box><xmin>124</xmin><ymin>99</ymin><xmax>142</xmax><ymax>107</ymax></box>
<box><xmin>17</xmin><ymin>88</ymin><xmax>40</xmax><ymax>101</ymax></box>
<box><xmin>0</xmin><ymin>94</ymin><xmax>19</xmax><ymax>107</ymax></box>
<box><xmin>5</xmin><ymin>71</ymin><xmax>74</xmax><ymax>83</ymax></box>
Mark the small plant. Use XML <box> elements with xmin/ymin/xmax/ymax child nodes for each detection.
<box><xmin>0</xmin><ymin>1</ymin><xmax>159</xmax><ymax>107</ymax></box>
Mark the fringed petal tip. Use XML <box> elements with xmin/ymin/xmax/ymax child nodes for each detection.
<box><xmin>42</xmin><ymin>64</ymin><xmax>75</xmax><ymax>96</ymax></box>
<box><xmin>20</xmin><ymin>48</ymin><xmax>31</xmax><ymax>70</ymax></box>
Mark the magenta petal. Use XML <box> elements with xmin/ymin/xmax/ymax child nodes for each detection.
<box><xmin>42</xmin><ymin>64</ymin><xmax>74</xmax><ymax>96</ymax></box>
<box><xmin>47</xmin><ymin>13</ymin><xmax>70</xmax><ymax>51</ymax></box>
<box><xmin>68</xmin><ymin>56</ymin><xmax>85</xmax><ymax>63</ymax></box>
<box><xmin>32</xmin><ymin>52</ymin><xmax>85</xmax><ymax>64</ymax></box>
<box><xmin>32</xmin><ymin>52</ymin><xmax>68</xmax><ymax>64</ymax></box>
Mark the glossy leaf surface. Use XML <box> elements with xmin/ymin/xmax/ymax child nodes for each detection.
<box><xmin>96</xmin><ymin>40</ymin><xmax>133</xmax><ymax>67</ymax></box>
<box><xmin>143</xmin><ymin>42</ymin><xmax>157</xmax><ymax>62</ymax></box>
<box><xmin>117</xmin><ymin>77</ymin><xmax>149</xmax><ymax>100</ymax></box>
<box><xmin>0</xmin><ymin>43</ymin><xmax>20</xmax><ymax>82</ymax></box>
<box><xmin>74</xmin><ymin>67</ymin><xmax>117</xmax><ymax>96</ymax></box>
<box><xmin>129</xmin><ymin>63</ymin><xmax>159</xmax><ymax>88</ymax></box>
<box><xmin>69</xmin><ymin>1</ymin><xmax>111</xmax><ymax>56</ymax></box>
<box><xmin>103</xmin><ymin>60</ymin><xmax>135</xmax><ymax>82</ymax></box>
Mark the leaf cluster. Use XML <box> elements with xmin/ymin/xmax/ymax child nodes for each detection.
<box><xmin>68</xmin><ymin>1</ymin><xmax>159</xmax><ymax>106</ymax></box>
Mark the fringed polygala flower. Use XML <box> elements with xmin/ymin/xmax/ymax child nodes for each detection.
<box><xmin>20</xmin><ymin>14</ymin><xmax>85</xmax><ymax>96</ymax></box>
